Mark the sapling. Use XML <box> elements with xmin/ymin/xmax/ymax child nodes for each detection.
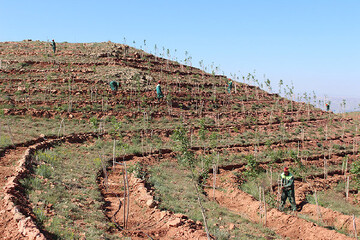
<box><xmin>277</xmin><ymin>175</ymin><xmax>282</xmax><ymax>208</ymax></box>
<box><xmin>101</xmin><ymin>97</ymin><xmax>104</xmax><ymax>112</ymax></box>
<box><xmin>306</xmin><ymin>180</ymin><xmax>323</xmax><ymax>222</ymax></box>
<box><xmin>141</xmin><ymin>130</ymin><xmax>144</xmax><ymax>156</ymax></box>
<box><xmin>279</xmin><ymin>79</ymin><xmax>284</xmax><ymax>95</ymax></box>
<box><xmin>354</xmin><ymin>138</ymin><xmax>357</xmax><ymax>155</ymax></box>
<box><xmin>172</xmin><ymin>126</ymin><xmax>211</xmax><ymax>239</ymax></box>
<box><xmin>325</xmin><ymin>124</ymin><xmax>328</xmax><ymax>141</ymax></box>
<box><xmin>235</xmin><ymin>76</ymin><xmax>239</xmax><ymax>94</ymax></box>
<box><xmin>68</xmin><ymin>77</ymin><xmax>72</xmax><ymax>113</ymax></box>
<box><xmin>323</xmin><ymin>156</ymin><xmax>327</xmax><ymax>179</ymax></box>
<box><xmin>57</xmin><ymin>118</ymin><xmax>65</xmax><ymax>137</ymax></box>
<box><xmin>212</xmin><ymin>158</ymin><xmax>218</xmax><ymax>201</ymax></box>
<box><xmin>99</xmin><ymin>153</ymin><xmax>108</xmax><ymax>192</ymax></box>
<box><xmin>270</xmin><ymin>167</ymin><xmax>273</xmax><ymax>193</ymax></box>
<box><xmin>123</xmin><ymin>160</ymin><xmax>130</xmax><ymax>229</ymax></box>
<box><xmin>6</xmin><ymin>121</ymin><xmax>14</xmax><ymax>146</ymax></box>
<box><xmin>265</xmin><ymin>77</ymin><xmax>272</xmax><ymax>93</ymax></box>
<box><xmin>342</xmin><ymin>155</ymin><xmax>349</xmax><ymax>175</ymax></box>
<box><xmin>112</xmin><ymin>138</ymin><xmax>116</xmax><ymax>167</ymax></box>
<box><xmin>258</xmin><ymin>186</ymin><xmax>267</xmax><ymax>226</ymax></box>
<box><xmin>90</xmin><ymin>87</ymin><xmax>93</xmax><ymax>102</ymax></box>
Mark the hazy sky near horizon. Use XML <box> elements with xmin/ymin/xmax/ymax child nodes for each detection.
<box><xmin>1</xmin><ymin>0</ymin><xmax>359</xmax><ymax>100</ymax></box>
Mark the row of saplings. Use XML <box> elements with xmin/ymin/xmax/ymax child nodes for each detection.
<box><xmin>238</xmin><ymin>155</ymin><xmax>360</xmax><ymax>213</ymax></box>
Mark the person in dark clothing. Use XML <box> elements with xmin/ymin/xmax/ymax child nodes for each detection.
<box><xmin>51</xmin><ymin>39</ymin><xmax>56</xmax><ymax>54</ymax></box>
<box><xmin>227</xmin><ymin>79</ymin><xmax>233</xmax><ymax>93</ymax></box>
<box><xmin>280</xmin><ymin>167</ymin><xmax>297</xmax><ymax>211</ymax></box>
<box><xmin>109</xmin><ymin>81</ymin><xmax>119</xmax><ymax>95</ymax></box>
<box><xmin>109</xmin><ymin>81</ymin><xmax>119</xmax><ymax>91</ymax></box>
<box><xmin>156</xmin><ymin>81</ymin><xmax>164</xmax><ymax>101</ymax></box>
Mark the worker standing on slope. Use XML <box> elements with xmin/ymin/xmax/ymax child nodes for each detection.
<box><xmin>109</xmin><ymin>81</ymin><xmax>120</xmax><ymax>95</ymax></box>
<box><xmin>156</xmin><ymin>81</ymin><xmax>164</xmax><ymax>101</ymax></box>
<box><xmin>51</xmin><ymin>39</ymin><xmax>56</xmax><ymax>54</ymax></box>
<box><xmin>227</xmin><ymin>79</ymin><xmax>233</xmax><ymax>94</ymax></box>
<box><xmin>280</xmin><ymin>167</ymin><xmax>297</xmax><ymax>211</ymax></box>
<box><xmin>326</xmin><ymin>103</ymin><xmax>330</xmax><ymax>111</ymax></box>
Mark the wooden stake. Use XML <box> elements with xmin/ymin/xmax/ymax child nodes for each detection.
<box><xmin>262</xmin><ymin>187</ymin><xmax>267</xmax><ymax>226</ymax></box>
<box><xmin>313</xmin><ymin>189</ymin><xmax>322</xmax><ymax>223</ymax></box>
<box><xmin>112</xmin><ymin>139</ymin><xmax>116</xmax><ymax>167</ymax></box>
<box><xmin>346</xmin><ymin>176</ymin><xmax>350</xmax><ymax>201</ymax></box>
<box><xmin>354</xmin><ymin>139</ymin><xmax>357</xmax><ymax>155</ymax></box>
<box><xmin>323</xmin><ymin>156</ymin><xmax>327</xmax><ymax>179</ymax></box>
<box><xmin>325</xmin><ymin>124</ymin><xmax>328</xmax><ymax>141</ymax></box>
<box><xmin>123</xmin><ymin>161</ymin><xmax>130</xmax><ymax>229</ymax></box>
<box><xmin>270</xmin><ymin>167</ymin><xmax>273</xmax><ymax>194</ymax></box>
<box><xmin>353</xmin><ymin>215</ymin><xmax>358</xmax><ymax>239</ymax></box>
<box><xmin>277</xmin><ymin>176</ymin><xmax>282</xmax><ymax>209</ymax></box>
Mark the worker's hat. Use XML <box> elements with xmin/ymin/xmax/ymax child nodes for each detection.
<box><xmin>158</xmin><ymin>81</ymin><xmax>161</xmax><ymax>84</ymax></box>
<box><xmin>284</xmin><ymin>167</ymin><xmax>289</xmax><ymax>172</ymax></box>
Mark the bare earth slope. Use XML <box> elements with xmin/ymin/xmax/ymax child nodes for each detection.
<box><xmin>0</xmin><ymin>40</ymin><xmax>359</xmax><ymax>239</ymax></box>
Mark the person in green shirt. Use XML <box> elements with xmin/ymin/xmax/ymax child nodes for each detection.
<box><xmin>227</xmin><ymin>79</ymin><xmax>233</xmax><ymax>93</ymax></box>
<box><xmin>280</xmin><ymin>167</ymin><xmax>297</xmax><ymax>211</ymax></box>
<box><xmin>109</xmin><ymin>81</ymin><xmax>119</xmax><ymax>91</ymax></box>
<box><xmin>51</xmin><ymin>39</ymin><xmax>56</xmax><ymax>54</ymax></box>
<box><xmin>156</xmin><ymin>81</ymin><xmax>164</xmax><ymax>101</ymax></box>
<box><xmin>109</xmin><ymin>81</ymin><xmax>120</xmax><ymax>95</ymax></box>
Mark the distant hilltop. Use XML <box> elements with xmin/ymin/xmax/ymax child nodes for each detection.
<box><xmin>327</xmin><ymin>96</ymin><xmax>360</xmax><ymax>113</ymax></box>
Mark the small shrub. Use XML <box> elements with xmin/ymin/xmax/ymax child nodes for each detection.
<box><xmin>20</xmin><ymin>177</ymin><xmax>42</xmax><ymax>191</ymax></box>
<box><xmin>351</xmin><ymin>160</ymin><xmax>360</xmax><ymax>188</ymax></box>
<box><xmin>33</xmin><ymin>207</ymin><xmax>47</xmax><ymax>227</ymax></box>
<box><xmin>128</xmin><ymin>162</ymin><xmax>146</xmax><ymax>180</ymax></box>
<box><xmin>243</xmin><ymin>155</ymin><xmax>262</xmax><ymax>179</ymax></box>
<box><xmin>35</xmin><ymin>164</ymin><xmax>52</xmax><ymax>178</ymax></box>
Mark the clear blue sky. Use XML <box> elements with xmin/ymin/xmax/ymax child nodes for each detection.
<box><xmin>1</xmin><ymin>0</ymin><xmax>359</xmax><ymax>106</ymax></box>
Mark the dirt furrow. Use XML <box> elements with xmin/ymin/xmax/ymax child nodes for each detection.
<box><xmin>0</xmin><ymin>147</ymin><xmax>28</xmax><ymax>240</ymax></box>
<box><xmin>0</xmin><ymin>133</ymin><xmax>98</xmax><ymax>239</ymax></box>
<box><xmin>205</xmin><ymin>181</ymin><xmax>354</xmax><ymax>239</ymax></box>
<box><xmin>101</xmin><ymin>162</ymin><xmax>209</xmax><ymax>239</ymax></box>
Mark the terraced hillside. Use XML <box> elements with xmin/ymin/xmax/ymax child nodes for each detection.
<box><xmin>0</xmin><ymin>40</ymin><xmax>360</xmax><ymax>239</ymax></box>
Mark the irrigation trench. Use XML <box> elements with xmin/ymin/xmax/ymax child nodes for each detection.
<box><xmin>0</xmin><ymin>132</ymin><xmax>358</xmax><ymax>239</ymax></box>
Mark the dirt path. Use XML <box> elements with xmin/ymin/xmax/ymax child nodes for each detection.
<box><xmin>0</xmin><ymin>147</ymin><xmax>28</xmax><ymax>240</ymax></box>
<box><xmin>101</xmin><ymin>157</ymin><xmax>209</xmax><ymax>240</ymax></box>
